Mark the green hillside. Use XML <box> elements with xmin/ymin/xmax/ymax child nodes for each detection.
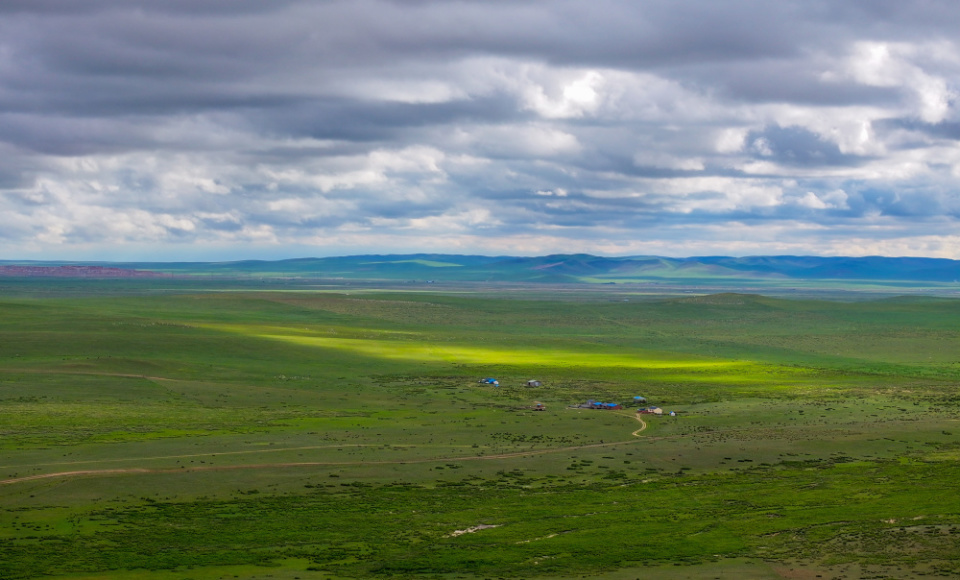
<box><xmin>2</xmin><ymin>282</ymin><xmax>960</xmax><ymax>578</ymax></box>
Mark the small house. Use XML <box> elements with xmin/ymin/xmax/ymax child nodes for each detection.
<box><xmin>633</xmin><ymin>396</ymin><xmax>647</xmax><ymax>404</ymax></box>
<box><xmin>479</xmin><ymin>378</ymin><xmax>499</xmax><ymax>386</ymax></box>
<box><xmin>526</xmin><ymin>380</ymin><xmax>542</xmax><ymax>387</ymax></box>
<box><xmin>533</xmin><ymin>402</ymin><xmax>546</xmax><ymax>411</ymax></box>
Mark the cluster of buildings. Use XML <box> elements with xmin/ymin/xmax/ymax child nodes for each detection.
<box><xmin>477</xmin><ymin>378</ymin><xmax>542</xmax><ymax>387</ymax></box>
<box><xmin>476</xmin><ymin>380</ymin><xmax>678</xmax><ymax>417</ymax></box>
<box><xmin>572</xmin><ymin>395</ymin><xmax>676</xmax><ymax>416</ymax></box>
<box><xmin>577</xmin><ymin>400</ymin><xmax>623</xmax><ymax>410</ymax></box>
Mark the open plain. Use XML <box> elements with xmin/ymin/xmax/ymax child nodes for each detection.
<box><xmin>2</xmin><ymin>279</ymin><xmax>959</xmax><ymax>579</ymax></box>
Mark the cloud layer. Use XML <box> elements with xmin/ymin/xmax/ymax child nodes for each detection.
<box><xmin>2</xmin><ymin>0</ymin><xmax>959</xmax><ymax>259</ymax></box>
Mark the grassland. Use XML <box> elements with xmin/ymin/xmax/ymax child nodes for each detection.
<box><xmin>1</xmin><ymin>281</ymin><xmax>959</xmax><ymax>579</ymax></box>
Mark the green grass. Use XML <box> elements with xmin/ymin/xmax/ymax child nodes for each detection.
<box><xmin>2</xmin><ymin>283</ymin><xmax>960</xmax><ymax>578</ymax></box>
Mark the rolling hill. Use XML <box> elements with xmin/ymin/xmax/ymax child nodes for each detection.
<box><xmin>3</xmin><ymin>254</ymin><xmax>960</xmax><ymax>289</ymax></box>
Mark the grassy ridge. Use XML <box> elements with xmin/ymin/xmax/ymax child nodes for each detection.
<box><xmin>6</xmin><ymin>253</ymin><xmax>960</xmax><ymax>288</ymax></box>
<box><xmin>2</xmin><ymin>285</ymin><xmax>960</xmax><ymax>578</ymax></box>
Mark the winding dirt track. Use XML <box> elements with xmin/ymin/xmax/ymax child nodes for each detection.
<box><xmin>1</xmin><ymin>412</ymin><xmax>652</xmax><ymax>487</ymax></box>
<box><xmin>631</xmin><ymin>414</ymin><xmax>648</xmax><ymax>436</ymax></box>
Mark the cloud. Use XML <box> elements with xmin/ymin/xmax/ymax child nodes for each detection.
<box><xmin>746</xmin><ymin>125</ymin><xmax>866</xmax><ymax>167</ymax></box>
<box><xmin>1</xmin><ymin>0</ymin><xmax>960</xmax><ymax>259</ymax></box>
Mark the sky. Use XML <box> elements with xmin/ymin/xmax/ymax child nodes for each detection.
<box><xmin>2</xmin><ymin>0</ymin><xmax>960</xmax><ymax>261</ymax></box>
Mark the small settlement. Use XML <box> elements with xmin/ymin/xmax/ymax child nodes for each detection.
<box><xmin>477</xmin><ymin>378</ymin><xmax>545</xmax><ymax>388</ymax></box>
<box><xmin>474</xmin><ymin>380</ymin><xmax>678</xmax><ymax>417</ymax></box>
<box><xmin>571</xmin><ymin>396</ymin><xmax>676</xmax><ymax>417</ymax></box>
<box><xmin>574</xmin><ymin>399</ymin><xmax>623</xmax><ymax>410</ymax></box>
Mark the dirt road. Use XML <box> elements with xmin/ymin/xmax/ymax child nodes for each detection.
<box><xmin>1</xmin><ymin>411</ymin><xmax>655</xmax><ymax>486</ymax></box>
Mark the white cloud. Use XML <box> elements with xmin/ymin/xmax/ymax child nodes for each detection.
<box><xmin>715</xmin><ymin>128</ymin><xmax>747</xmax><ymax>154</ymax></box>
<box><xmin>520</xmin><ymin>70</ymin><xmax>605</xmax><ymax>119</ymax></box>
<box><xmin>657</xmin><ymin>177</ymin><xmax>784</xmax><ymax>212</ymax></box>
<box><xmin>535</xmin><ymin>188</ymin><xmax>568</xmax><ymax>197</ymax></box>
<box><xmin>633</xmin><ymin>151</ymin><xmax>705</xmax><ymax>171</ymax></box>
<box><xmin>450</xmin><ymin>124</ymin><xmax>581</xmax><ymax>157</ymax></box>
<box><xmin>370</xmin><ymin>207</ymin><xmax>500</xmax><ymax>232</ymax></box>
<box><xmin>795</xmin><ymin>192</ymin><xmax>828</xmax><ymax>209</ymax></box>
<box><xmin>837</xmin><ymin>41</ymin><xmax>957</xmax><ymax>124</ymax></box>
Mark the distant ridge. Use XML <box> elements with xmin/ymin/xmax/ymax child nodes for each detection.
<box><xmin>1</xmin><ymin>255</ymin><xmax>959</xmax><ymax>285</ymax></box>
<box><xmin>0</xmin><ymin>265</ymin><xmax>171</xmax><ymax>279</ymax></box>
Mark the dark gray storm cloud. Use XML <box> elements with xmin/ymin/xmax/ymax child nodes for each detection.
<box><xmin>1</xmin><ymin>0</ymin><xmax>959</xmax><ymax>259</ymax></box>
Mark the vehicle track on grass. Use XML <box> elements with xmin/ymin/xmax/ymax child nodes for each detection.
<box><xmin>630</xmin><ymin>412</ymin><xmax>648</xmax><ymax>436</ymax></box>
<box><xmin>1</xmin><ymin>369</ymin><xmax>318</xmax><ymax>395</ymax></box>
<box><xmin>1</xmin><ymin>412</ymin><xmax>652</xmax><ymax>486</ymax></box>
<box><xmin>0</xmin><ymin>444</ymin><xmax>383</xmax><ymax>471</ymax></box>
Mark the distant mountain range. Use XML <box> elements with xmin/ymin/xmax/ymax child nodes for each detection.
<box><xmin>2</xmin><ymin>255</ymin><xmax>960</xmax><ymax>286</ymax></box>
<box><xmin>0</xmin><ymin>265</ymin><xmax>171</xmax><ymax>279</ymax></box>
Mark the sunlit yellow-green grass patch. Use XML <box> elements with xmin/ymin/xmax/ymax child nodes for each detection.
<box><xmin>203</xmin><ymin>322</ymin><xmax>768</xmax><ymax>373</ymax></box>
